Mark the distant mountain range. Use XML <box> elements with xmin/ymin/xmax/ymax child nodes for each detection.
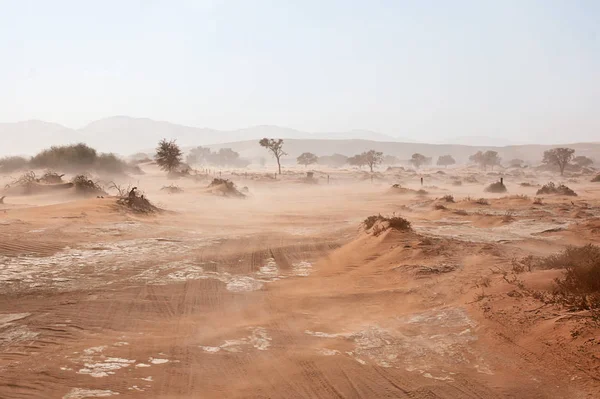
<box><xmin>0</xmin><ymin>116</ymin><xmax>412</xmax><ymax>156</ymax></box>
<box><xmin>1</xmin><ymin>116</ymin><xmax>598</xmax><ymax>164</ymax></box>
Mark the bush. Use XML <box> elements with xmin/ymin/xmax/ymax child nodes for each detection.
<box><xmin>117</xmin><ymin>187</ymin><xmax>159</xmax><ymax>213</ymax></box>
<box><xmin>442</xmin><ymin>194</ymin><xmax>455</xmax><ymax>203</ymax></box>
<box><xmin>0</xmin><ymin>156</ymin><xmax>29</xmax><ymax>173</ymax></box>
<box><xmin>362</xmin><ymin>214</ymin><xmax>411</xmax><ymax>233</ymax></box>
<box><xmin>72</xmin><ymin>175</ymin><xmax>106</xmax><ymax>196</ymax></box>
<box><xmin>484</xmin><ymin>181</ymin><xmax>507</xmax><ymax>193</ymax></box>
<box><xmin>474</xmin><ymin>198</ymin><xmax>489</xmax><ymax>205</ymax></box>
<box><xmin>30</xmin><ymin>144</ymin><xmax>129</xmax><ymax>175</ymax></box>
<box><xmin>592</xmin><ymin>175</ymin><xmax>600</xmax><ymax>183</ymax></box>
<box><xmin>537</xmin><ymin>245</ymin><xmax>600</xmax><ymax>311</ymax></box>
<box><xmin>536</xmin><ymin>182</ymin><xmax>577</xmax><ymax>196</ymax></box>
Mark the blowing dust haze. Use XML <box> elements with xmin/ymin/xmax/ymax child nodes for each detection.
<box><xmin>1</xmin><ymin>1</ymin><xmax>600</xmax><ymax>398</ymax></box>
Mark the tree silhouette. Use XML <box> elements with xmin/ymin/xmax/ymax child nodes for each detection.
<box><xmin>259</xmin><ymin>138</ymin><xmax>286</xmax><ymax>174</ymax></box>
<box><xmin>297</xmin><ymin>152</ymin><xmax>318</xmax><ymax>167</ymax></box>
<box><xmin>543</xmin><ymin>148</ymin><xmax>575</xmax><ymax>175</ymax></box>
<box><xmin>155</xmin><ymin>139</ymin><xmax>182</xmax><ymax>172</ymax></box>
<box><xmin>436</xmin><ymin>155</ymin><xmax>455</xmax><ymax>168</ymax></box>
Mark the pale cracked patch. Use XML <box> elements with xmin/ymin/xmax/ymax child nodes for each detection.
<box><xmin>77</xmin><ymin>357</ymin><xmax>135</xmax><ymax>378</ymax></box>
<box><xmin>307</xmin><ymin>307</ymin><xmax>492</xmax><ymax>379</ymax></box>
<box><xmin>149</xmin><ymin>358</ymin><xmax>169</xmax><ymax>365</ymax></box>
<box><xmin>200</xmin><ymin>327</ymin><xmax>272</xmax><ymax>353</ymax></box>
<box><xmin>63</xmin><ymin>388</ymin><xmax>119</xmax><ymax>398</ymax></box>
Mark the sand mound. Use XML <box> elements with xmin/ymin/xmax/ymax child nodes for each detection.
<box><xmin>207</xmin><ymin>178</ymin><xmax>246</xmax><ymax>198</ymax></box>
<box><xmin>363</xmin><ymin>214</ymin><xmax>412</xmax><ymax>236</ymax></box>
<box><xmin>116</xmin><ymin>187</ymin><xmax>159</xmax><ymax>213</ymax></box>
<box><xmin>536</xmin><ymin>182</ymin><xmax>577</xmax><ymax>196</ymax></box>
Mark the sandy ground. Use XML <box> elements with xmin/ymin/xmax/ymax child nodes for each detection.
<box><xmin>1</xmin><ymin>165</ymin><xmax>599</xmax><ymax>398</ymax></box>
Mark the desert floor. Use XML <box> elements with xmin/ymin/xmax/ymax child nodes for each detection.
<box><xmin>1</xmin><ymin>165</ymin><xmax>599</xmax><ymax>398</ymax></box>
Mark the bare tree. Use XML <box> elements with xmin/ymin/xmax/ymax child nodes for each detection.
<box><xmin>542</xmin><ymin>148</ymin><xmax>575</xmax><ymax>176</ymax></box>
<box><xmin>155</xmin><ymin>139</ymin><xmax>182</xmax><ymax>172</ymax></box>
<box><xmin>436</xmin><ymin>155</ymin><xmax>456</xmax><ymax>168</ymax></box>
<box><xmin>297</xmin><ymin>152</ymin><xmax>318</xmax><ymax>167</ymax></box>
<box><xmin>259</xmin><ymin>138</ymin><xmax>286</xmax><ymax>174</ymax></box>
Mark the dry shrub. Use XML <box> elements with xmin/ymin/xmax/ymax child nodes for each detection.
<box><xmin>464</xmin><ymin>175</ymin><xmax>478</xmax><ymax>183</ymax></box>
<box><xmin>533</xmin><ymin>197</ymin><xmax>543</xmax><ymax>205</ymax></box>
<box><xmin>506</xmin><ymin>194</ymin><xmax>529</xmax><ymax>200</ymax></box>
<box><xmin>416</xmin><ymin>189</ymin><xmax>428</xmax><ymax>196</ymax></box>
<box><xmin>537</xmin><ymin>245</ymin><xmax>600</xmax><ymax>311</ymax></box>
<box><xmin>434</xmin><ymin>204</ymin><xmax>447</xmax><ymax>210</ymax></box>
<box><xmin>536</xmin><ymin>182</ymin><xmax>577</xmax><ymax>196</ymax></box>
<box><xmin>208</xmin><ymin>178</ymin><xmax>246</xmax><ymax>198</ymax></box>
<box><xmin>38</xmin><ymin>171</ymin><xmax>64</xmax><ymax>184</ymax></box>
<box><xmin>161</xmin><ymin>184</ymin><xmax>184</xmax><ymax>194</ymax></box>
<box><xmin>484</xmin><ymin>181</ymin><xmax>507</xmax><ymax>193</ymax></box>
<box><xmin>591</xmin><ymin>175</ymin><xmax>600</xmax><ymax>183</ymax></box>
<box><xmin>452</xmin><ymin>180</ymin><xmax>462</xmax><ymax>186</ymax></box>
<box><xmin>72</xmin><ymin>175</ymin><xmax>107</xmax><ymax>196</ymax></box>
<box><xmin>363</xmin><ymin>214</ymin><xmax>411</xmax><ymax>235</ymax></box>
<box><xmin>442</xmin><ymin>194</ymin><xmax>455</xmax><ymax>203</ymax></box>
<box><xmin>520</xmin><ymin>182</ymin><xmax>534</xmax><ymax>187</ymax></box>
<box><xmin>474</xmin><ymin>198</ymin><xmax>489</xmax><ymax>205</ymax></box>
<box><xmin>454</xmin><ymin>209</ymin><xmax>468</xmax><ymax>216</ymax></box>
<box><xmin>117</xmin><ymin>187</ymin><xmax>159</xmax><ymax>213</ymax></box>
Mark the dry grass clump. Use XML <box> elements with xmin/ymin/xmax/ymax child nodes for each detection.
<box><xmin>161</xmin><ymin>184</ymin><xmax>184</xmax><ymax>194</ymax></box>
<box><xmin>441</xmin><ymin>194</ymin><xmax>455</xmax><ymax>203</ymax></box>
<box><xmin>72</xmin><ymin>175</ymin><xmax>107</xmax><ymax>196</ymax></box>
<box><xmin>520</xmin><ymin>182</ymin><xmax>534</xmax><ymax>187</ymax></box>
<box><xmin>416</xmin><ymin>189</ymin><xmax>428</xmax><ymax>196</ymax></box>
<box><xmin>116</xmin><ymin>187</ymin><xmax>159</xmax><ymax>213</ymax></box>
<box><xmin>464</xmin><ymin>175</ymin><xmax>478</xmax><ymax>183</ymax></box>
<box><xmin>502</xmin><ymin>210</ymin><xmax>516</xmax><ymax>223</ymax></box>
<box><xmin>454</xmin><ymin>209</ymin><xmax>468</xmax><ymax>216</ymax></box>
<box><xmin>484</xmin><ymin>181</ymin><xmax>507</xmax><ymax>193</ymax></box>
<box><xmin>591</xmin><ymin>175</ymin><xmax>600</xmax><ymax>182</ymax></box>
<box><xmin>363</xmin><ymin>214</ymin><xmax>411</xmax><ymax>235</ymax></box>
<box><xmin>208</xmin><ymin>178</ymin><xmax>246</xmax><ymax>198</ymax></box>
<box><xmin>533</xmin><ymin>197</ymin><xmax>543</xmax><ymax>205</ymax></box>
<box><xmin>536</xmin><ymin>182</ymin><xmax>577</xmax><ymax>196</ymax></box>
<box><xmin>451</xmin><ymin>180</ymin><xmax>462</xmax><ymax>186</ymax></box>
<box><xmin>474</xmin><ymin>198</ymin><xmax>490</xmax><ymax>205</ymax></box>
<box><xmin>433</xmin><ymin>204</ymin><xmax>447</xmax><ymax>210</ymax></box>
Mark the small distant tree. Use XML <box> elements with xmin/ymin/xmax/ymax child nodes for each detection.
<box><xmin>469</xmin><ymin>150</ymin><xmax>501</xmax><ymax>170</ymax></box>
<box><xmin>436</xmin><ymin>155</ymin><xmax>456</xmax><ymax>168</ymax></box>
<box><xmin>508</xmin><ymin>158</ymin><xmax>524</xmax><ymax>168</ymax></box>
<box><xmin>259</xmin><ymin>138</ymin><xmax>286</xmax><ymax>174</ymax></box>
<box><xmin>297</xmin><ymin>152</ymin><xmax>318</xmax><ymax>167</ymax></box>
<box><xmin>542</xmin><ymin>148</ymin><xmax>575</xmax><ymax>176</ymax></box>
<box><xmin>348</xmin><ymin>154</ymin><xmax>367</xmax><ymax>169</ymax></box>
<box><xmin>383</xmin><ymin>155</ymin><xmax>399</xmax><ymax>165</ymax></box>
<box><xmin>186</xmin><ymin>146</ymin><xmax>212</xmax><ymax>165</ymax></box>
<box><xmin>410</xmin><ymin>153</ymin><xmax>428</xmax><ymax>169</ymax></box>
<box><xmin>364</xmin><ymin>150</ymin><xmax>383</xmax><ymax>172</ymax></box>
<box><xmin>155</xmin><ymin>139</ymin><xmax>183</xmax><ymax>172</ymax></box>
<box><xmin>318</xmin><ymin>153</ymin><xmax>348</xmax><ymax>167</ymax></box>
<box><xmin>573</xmin><ymin>155</ymin><xmax>593</xmax><ymax>168</ymax></box>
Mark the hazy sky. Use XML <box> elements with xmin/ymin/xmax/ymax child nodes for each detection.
<box><xmin>1</xmin><ymin>0</ymin><xmax>599</xmax><ymax>143</ymax></box>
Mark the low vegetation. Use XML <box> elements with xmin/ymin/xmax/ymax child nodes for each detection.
<box><xmin>207</xmin><ymin>178</ymin><xmax>246</xmax><ymax>198</ymax></box>
<box><xmin>474</xmin><ymin>198</ymin><xmax>490</xmax><ymax>205</ymax></box>
<box><xmin>592</xmin><ymin>175</ymin><xmax>600</xmax><ymax>183</ymax></box>
<box><xmin>536</xmin><ymin>182</ymin><xmax>577</xmax><ymax>196</ymax></box>
<box><xmin>363</xmin><ymin>214</ymin><xmax>412</xmax><ymax>234</ymax></box>
<box><xmin>484</xmin><ymin>180</ymin><xmax>507</xmax><ymax>193</ymax></box>
<box><xmin>161</xmin><ymin>185</ymin><xmax>184</xmax><ymax>194</ymax></box>
<box><xmin>441</xmin><ymin>194</ymin><xmax>455</xmax><ymax>203</ymax></box>
<box><xmin>72</xmin><ymin>175</ymin><xmax>107</xmax><ymax>196</ymax></box>
<box><xmin>117</xmin><ymin>187</ymin><xmax>159</xmax><ymax>213</ymax></box>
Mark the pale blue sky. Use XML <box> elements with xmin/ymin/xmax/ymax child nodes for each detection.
<box><xmin>1</xmin><ymin>0</ymin><xmax>599</xmax><ymax>143</ymax></box>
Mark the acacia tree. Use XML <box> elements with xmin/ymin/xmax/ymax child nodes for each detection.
<box><xmin>469</xmin><ymin>150</ymin><xmax>501</xmax><ymax>170</ymax></box>
<box><xmin>259</xmin><ymin>138</ymin><xmax>286</xmax><ymax>174</ymax></box>
<box><xmin>436</xmin><ymin>155</ymin><xmax>456</xmax><ymax>168</ymax></box>
<box><xmin>542</xmin><ymin>148</ymin><xmax>575</xmax><ymax>175</ymax></box>
<box><xmin>364</xmin><ymin>150</ymin><xmax>383</xmax><ymax>172</ymax></box>
<box><xmin>297</xmin><ymin>152</ymin><xmax>318</xmax><ymax>167</ymax></box>
<box><xmin>155</xmin><ymin>139</ymin><xmax>182</xmax><ymax>172</ymax></box>
<box><xmin>573</xmin><ymin>155</ymin><xmax>593</xmax><ymax>168</ymax></box>
<box><xmin>410</xmin><ymin>153</ymin><xmax>429</xmax><ymax>169</ymax></box>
